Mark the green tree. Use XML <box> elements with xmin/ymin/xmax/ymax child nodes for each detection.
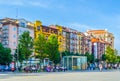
<box><xmin>19</xmin><ymin>31</ymin><xmax>33</xmax><ymax>65</ymax></box>
<box><xmin>62</xmin><ymin>51</ymin><xmax>71</xmax><ymax>57</ymax></box>
<box><xmin>117</xmin><ymin>56</ymin><xmax>120</xmax><ymax>63</ymax></box>
<box><xmin>62</xmin><ymin>51</ymin><xmax>82</xmax><ymax>57</ymax></box>
<box><xmin>34</xmin><ymin>34</ymin><xmax>47</xmax><ymax>69</ymax></box>
<box><xmin>102</xmin><ymin>54</ymin><xmax>106</xmax><ymax>61</ymax></box>
<box><xmin>14</xmin><ymin>44</ymin><xmax>25</xmax><ymax>68</ymax></box>
<box><xmin>0</xmin><ymin>43</ymin><xmax>12</xmax><ymax>65</ymax></box>
<box><xmin>105</xmin><ymin>46</ymin><xmax>117</xmax><ymax>63</ymax></box>
<box><xmin>46</xmin><ymin>34</ymin><xmax>60</xmax><ymax>64</ymax></box>
<box><xmin>84</xmin><ymin>52</ymin><xmax>94</xmax><ymax>63</ymax></box>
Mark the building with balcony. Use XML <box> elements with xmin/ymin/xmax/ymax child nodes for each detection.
<box><xmin>0</xmin><ymin>18</ymin><xmax>114</xmax><ymax>63</ymax></box>
<box><xmin>86</xmin><ymin>29</ymin><xmax>114</xmax><ymax>49</ymax></box>
<box><xmin>49</xmin><ymin>25</ymin><xmax>64</xmax><ymax>52</ymax></box>
<box><xmin>0</xmin><ymin>18</ymin><xmax>34</xmax><ymax>55</ymax></box>
<box><xmin>91</xmin><ymin>37</ymin><xmax>111</xmax><ymax>60</ymax></box>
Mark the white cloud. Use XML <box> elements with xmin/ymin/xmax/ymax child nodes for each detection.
<box><xmin>68</xmin><ymin>23</ymin><xmax>96</xmax><ymax>32</ymax></box>
<box><xmin>0</xmin><ymin>0</ymin><xmax>50</xmax><ymax>8</ymax></box>
<box><xmin>28</xmin><ymin>1</ymin><xmax>50</xmax><ymax>8</ymax></box>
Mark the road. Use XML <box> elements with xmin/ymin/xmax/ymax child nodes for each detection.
<box><xmin>0</xmin><ymin>70</ymin><xmax>120</xmax><ymax>81</ymax></box>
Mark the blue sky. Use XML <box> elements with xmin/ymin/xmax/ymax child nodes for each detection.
<box><xmin>0</xmin><ymin>0</ymin><xmax>120</xmax><ymax>53</ymax></box>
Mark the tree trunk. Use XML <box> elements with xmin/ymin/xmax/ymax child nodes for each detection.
<box><xmin>39</xmin><ymin>59</ymin><xmax>44</xmax><ymax>72</ymax></box>
<box><xmin>26</xmin><ymin>60</ymin><xmax>28</xmax><ymax>66</ymax></box>
<box><xmin>20</xmin><ymin>62</ymin><xmax>22</xmax><ymax>71</ymax></box>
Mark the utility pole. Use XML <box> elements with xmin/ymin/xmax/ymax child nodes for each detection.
<box><xmin>16</xmin><ymin>46</ymin><xmax>19</xmax><ymax>72</ymax></box>
<box><xmin>16</xmin><ymin>8</ymin><xmax>19</xmax><ymax>72</ymax></box>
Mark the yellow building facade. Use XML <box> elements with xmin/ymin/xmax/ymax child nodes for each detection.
<box><xmin>34</xmin><ymin>21</ymin><xmax>64</xmax><ymax>52</ymax></box>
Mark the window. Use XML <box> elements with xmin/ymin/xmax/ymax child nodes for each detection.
<box><xmin>13</xmin><ymin>42</ymin><xmax>16</xmax><ymax>46</ymax></box>
<box><xmin>2</xmin><ymin>26</ymin><xmax>8</xmax><ymax>30</ymax></box>
<box><xmin>59</xmin><ymin>38</ymin><xmax>62</xmax><ymax>42</ymax></box>
<box><xmin>13</xmin><ymin>35</ymin><xmax>16</xmax><ymax>38</ymax></box>
<box><xmin>13</xmin><ymin>27</ymin><xmax>16</xmax><ymax>31</ymax></box>
<box><xmin>19</xmin><ymin>22</ymin><xmax>26</xmax><ymax>27</ymax></box>
<box><xmin>59</xmin><ymin>32</ymin><xmax>62</xmax><ymax>35</ymax></box>
<box><xmin>37</xmin><ymin>26</ymin><xmax>40</xmax><ymax>31</ymax></box>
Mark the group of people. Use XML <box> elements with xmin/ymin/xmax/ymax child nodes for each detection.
<box><xmin>88</xmin><ymin>63</ymin><xmax>120</xmax><ymax>71</ymax></box>
<box><xmin>45</xmin><ymin>65</ymin><xmax>67</xmax><ymax>72</ymax></box>
<box><xmin>10</xmin><ymin>62</ymin><xmax>120</xmax><ymax>72</ymax></box>
<box><xmin>23</xmin><ymin>65</ymin><xmax>38</xmax><ymax>73</ymax></box>
<box><xmin>23</xmin><ymin>65</ymin><xmax>68</xmax><ymax>72</ymax></box>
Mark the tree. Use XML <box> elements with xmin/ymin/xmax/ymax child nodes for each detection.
<box><xmin>46</xmin><ymin>34</ymin><xmax>60</xmax><ymax>64</ymax></box>
<box><xmin>62</xmin><ymin>51</ymin><xmax>71</xmax><ymax>57</ymax></box>
<box><xmin>34</xmin><ymin>34</ymin><xmax>47</xmax><ymax>69</ymax></box>
<box><xmin>102</xmin><ymin>54</ymin><xmax>106</xmax><ymax>61</ymax></box>
<box><xmin>105</xmin><ymin>46</ymin><xmax>117</xmax><ymax>63</ymax></box>
<box><xmin>0</xmin><ymin>43</ymin><xmax>12</xmax><ymax>65</ymax></box>
<box><xmin>14</xmin><ymin>44</ymin><xmax>25</xmax><ymax>68</ymax></box>
<box><xmin>117</xmin><ymin>56</ymin><xmax>120</xmax><ymax>63</ymax></box>
<box><xmin>19</xmin><ymin>31</ymin><xmax>33</xmax><ymax>65</ymax></box>
<box><xmin>84</xmin><ymin>52</ymin><xmax>94</xmax><ymax>63</ymax></box>
<box><xmin>62</xmin><ymin>51</ymin><xmax>82</xmax><ymax>57</ymax></box>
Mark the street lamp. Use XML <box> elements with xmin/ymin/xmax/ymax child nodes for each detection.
<box><xmin>13</xmin><ymin>48</ymin><xmax>19</xmax><ymax>72</ymax></box>
<box><xmin>16</xmin><ymin>46</ymin><xmax>19</xmax><ymax>72</ymax></box>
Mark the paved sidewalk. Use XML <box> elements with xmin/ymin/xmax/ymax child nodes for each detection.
<box><xmin>0</xmin><ymin>71</ymin><xmax>120</xmax><ymax>81</ymax></box>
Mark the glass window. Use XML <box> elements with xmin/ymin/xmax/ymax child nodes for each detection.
<box><xmin>13</xmin><ymin>42</ymin><xmax>16</xmax><ymax>46</ymax></box>
<box><xmin>19</xmin><ymin>22</ymin><xmax>26</xmax><ymax>27</ymax></box>
<box><xmin>59</xmin><ymin>38</ymin><xmax>62</xmax><ymax>42</ymax></box>
<box><xmin>37</xmin><ymin>26</ymin><xmax>40</xmax><ymax>31</ymax></box>
<box><xmin>13</xmin><ymin>27</ymin><xmax>16</xmax><ymax>31</ymax></box>
<box><xmin>13</xmin><ymin>35</ymin><xmax>16</xmax><ymax>38</ymax></box>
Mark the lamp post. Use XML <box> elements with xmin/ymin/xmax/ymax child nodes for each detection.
<box><xmin>13</xmin><ymin>48</ymin><xmax>19</xmax><ymax>72</ymax></box>
<box><xmin>16</xmin><ymin>26</ymin><xmax>19</xmax><ymax>72</ymax></box>
<box><xmin>60</xmin><ymin>51</ymin><xmax>62</xmax><ymax>65</ymax></box>
<box><xmin>59</xmin><ymin>45</ymin><xmax>63</xmax><ymax>66</ymax></box>
<box><xmin>16</xmin><ymin>46</ymin><xmax>19</xmax><ymax>72</ymax></box>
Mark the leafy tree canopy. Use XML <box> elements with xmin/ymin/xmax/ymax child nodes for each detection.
<box><xmin>0</xmin><ymin>43</ymin><xmax>12</xmax><ymax>65</ymax></box>
<box><xmin>34</xmin><ymin>34</ymin><xmax>47</xmax><ymax>60</ymax></box>
<box><xmin>19</xmin><ymin>31</ymin><xmax>33</xmax><ymax>61</ymax></box>
<box><xmin>46</xmin><ymin>34</ymin><xmax>60</xmax><ymax>64</ymax></box>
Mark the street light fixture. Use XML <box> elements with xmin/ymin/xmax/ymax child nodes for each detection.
<box><xmin>16</xmin><ymin>46</ymin><xmax>19</xmax><ymax>72</ymax></box>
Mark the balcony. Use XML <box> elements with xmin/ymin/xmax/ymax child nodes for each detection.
<box><xmin>2</xmin><ymin>41</ymin><xmax>9</xmax><ymax>45</ymax></box>
<box><xmin>2</xmin><ymin>34</ymin><xmax>9</xmax><ymax>38</ymax></box>
<box><xmin>2</xmin><ymin>26</ymin><xmax>8</xmax><ymax>31</ymax></box>
<box><xmin>3</xmin><ymin>31</ymin><xmax>8</xmax><ymax>34</ymax></box>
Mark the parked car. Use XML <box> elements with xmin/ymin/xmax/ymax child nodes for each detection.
<box><xmin>0</xmin><ymin>65</ymin><xmax>12</xmax><ymax>72</ymax></box>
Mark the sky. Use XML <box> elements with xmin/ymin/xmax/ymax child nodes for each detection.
<box><xmin>0</xmin><ymin>0</ymin><xmax>120</xmax><ymax>53</ymax></box>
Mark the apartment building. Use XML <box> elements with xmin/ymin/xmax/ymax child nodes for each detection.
<box><xmin>86</xmin><ymin>29</ymin><xmax>114</xmax><ymax>49</ymax></box>
<box><xmin>0</xmin><ymin>18</ymin><xmax>34</xmax><ymax>55</ymax></box>
<box><xmin>0</xmin><ymin>18</ymin><xmax>115</xmax><ymax>61</ymax></box>
<box><xmin>91</xmin><ymin>38</ymin><xmax>106</xmax><ymax>59</ymax></box>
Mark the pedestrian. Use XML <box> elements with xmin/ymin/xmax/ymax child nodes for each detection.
<box><xmin>99</xmin><ymin>63</ymin><xmax>103</xmax><ymax>72</ymax></box>
<box><xmin>118</xmin><ymin>63</ymin><xmax>120</xmax><ymax>70</ymax></box>
<box><xmin>90</xmin><ymin>63</ymin><xmax>92</xmax><ymax>70</ymax></box>
<box><xmin>56</xmin><ymin>66</ymin><xmax>59</xmax><ymax>72</ymax></box>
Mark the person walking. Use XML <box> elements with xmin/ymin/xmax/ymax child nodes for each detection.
<box><xmin>99</xmin><ymin>63</ymin><xmax>103</xmax><ymax>72</ymax></box>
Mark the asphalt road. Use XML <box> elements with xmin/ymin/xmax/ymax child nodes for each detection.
<box><xmin>0</xmin><ymin>70</ymin><xmax>120</xmax><ymax>81</ymax></box>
